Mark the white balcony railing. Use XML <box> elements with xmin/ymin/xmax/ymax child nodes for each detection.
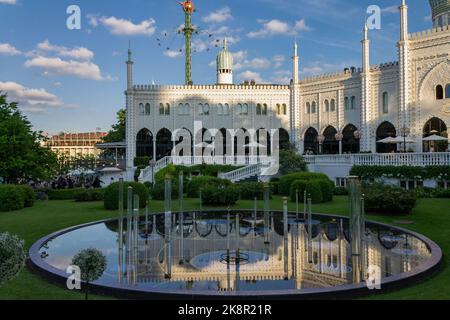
<box><xmin>305</xmin><ymin>152</ymin><xmax>450</xmax><ymax>167</ymax></box>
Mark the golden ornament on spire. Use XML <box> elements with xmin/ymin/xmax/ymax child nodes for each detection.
<box><xmin>179</xmin><ymin>0</ymin><xmax>195</xmax><ymax>15</ymax></box>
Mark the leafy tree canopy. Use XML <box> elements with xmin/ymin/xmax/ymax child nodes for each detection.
<box><xmin>0</xmin><ymin>94</ymin><xmax>58</xmax><ymax>183</ymax></box>
<box><xmin>103</xmin><ymin>108</ymin><xmax>125</xmax><ymax>143</ymax></box>
<box><xmin>278</xmin><ymin>149</ymin><xmax>307</xmax><ymax>176</ymax></box>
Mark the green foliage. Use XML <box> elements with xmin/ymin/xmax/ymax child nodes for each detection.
<box><xmin>0</xmin><ymin>185</ymin><xmax>25</xmax><ymax>212</ymax></box>
<box><xmin>71</xmin><ymin>248</ymin><xmax>107</xmax><ymax>300</ymax></box>
<box><xmin>363</xmin><ymin>184</ymin><xmax>417</xmax><ymax>215</ymax></box>
<box><xmin>16</xmin><ymin>185</ymin><xmax>35</xmax><ymax>208</ymax></box>
<box><xmin>134</xmin><ymin>157</ymin><xmax>150</xmax><ymax>167</ymax></box>
<box><xmin>103</xmin><ymin>109</ymin><xmax>126</xmax><ymax>143</ymax></box>
<box><xmin>186</xmin><ymin>176</ymin><xmax>230</xmax><ymax>198</ymax></box>
<box><xmin>151</xmin><ymin>179</ymin><xmax>179</xmax><ymax>200</ymax></box>
<box><xmin>316</xmin><ymin>179</ymin><xmax>334</xmax><ymax>202</ymax></box>
<box><xmin>75</xmin><ymin>189</ymin><xmax>104</xmax><ymax>202</ymax></box>
<box><xmin>435</xmin><ymin>189</ymin><xmax>450</xmax><ymax>199</ymax></box>
<box><xmin>334</xmin><ymin>186</ymin><xmax>349</xmax><ymax>196</ymax></box>
<box><xmin>290</xmin><ymin>180</ymin><xmax>307</xmax><ymax>202</ymax></box>
<box><xmin>47</xmin><ymin>188</ymin><xmax>86</xmax><ymax>201</ymax></box>
<box><xmin>104</xmin><ymin>182</ymin><xmax>149</xmax><ymax>210</ymax></box>
<box><xmin>278</xmin><ymin>149</ymin><xmax>307</xmax><ymax>175</ymax></box>
<box><xmin>237</xmin><ymin>182</ymin><xmax>266</xmax><ymax>200</ymax></box>
<box><xmin>279</xmin><ymin>172</ymin><xmax>330</xmax><ymax>196</ymax></box>
<box><xmin>202</xmin><ymin>185</ymin><xmax>240</xmax><ymax>206</ymax></box>
<box><xmin>0</xmin><ymin>233</ymin><xmax>26</xmax><ymax>287</ymax></box>
<box><xmin>56</xmin><ymin>154</ymin><xmax>96</xmax><ymax>175</ymax></box>
<box><xmin>305</xmin><ymin>181</ymin><xmax>323</xmax><ymax>204</ymax></box>
<box><xmin>350</xmin><ymin>165</ymin><xmax>450</xmax><ymax>181</ymax></box>
<box><xmin>0</xmin><ymin>94</ymin><xmax>58</xmax><ymax>183</ymax></box>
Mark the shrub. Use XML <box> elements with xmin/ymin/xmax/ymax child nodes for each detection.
<box><xmin>134</xmin><ymin>156</ymin><xmax>150</xmax><ymax>167</ymax></box>
<box><xmin>185</xmin><ymin>176</ymin><xmax>230</xmax><ymax>198</ymax></box>
<box><xmin>104</xmin><ymin>182</ymin><xmax>149</xmax><ymax>210</ymax></box>
<box><xmin>0</xmin><ymin>185</ymin><xmax>25</xmax><ymax>212</ymax></box>
<box><xmin>316</xmin><ymin>179</ymin><xmax>334</xmax><ymax>202</ymax></box>
<box><xmin>202</xmin><ymin>185</ymin><xmax>240</xmax><ymax>206</ymax></box>
<box><xmin>305</xmin><ymin>181</ymin><xmax>323</xmax><ymax>204</ymax></box>
<box><xmin>238</xmin><ymin>182</ymin><xmax>266</xmax><ymax>200</ymax></box>
<box><xmin>75</xmin><ymin>189</ymin><xmax>104</xmax><ymax>202</ymax></box>
<box><xmin>47</xmin><ymin>188</ymin><xmax>85</xmax><ymax>200</ymax></box>
<box><xmin>279</xmin><ymin>172</ymin><xmax>330</xmax><ymax>196</ymax></box>
<box><xmin>0</xmin><ymin>233</ymin><xmax>26</xmax><ymax>287</ymax></box>
<box><xmin>434</xmin><ymin>188</ymin><xmax>450</xmax><ymax>199</ymax></box>
<box><xmin>151</xmin><ymin>179</ymin><xmax>179</xmax><ymax>200</ymax></box>
<box><xmin>363</xmin><ymin>184</ymin><xmax>417</xmax><ymax>215</ymax></box>
<box><xmin>334</xmin><ymin>186</ymin><xmax>349</xmax><ymax>196</ymax></box>
<box><xmin>16</xmin><ymin>185</ymin><xmax>35</xmax><ymax>208</ymax></box>
<box><xmin>290</xmin><ymin>180</ymin><xmax>307</xmax><ymax>202</ymax></box>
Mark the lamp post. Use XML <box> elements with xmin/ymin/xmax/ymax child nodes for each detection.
<box><xmin>335</xmin><ymin>132</ymin><xmax>344</xmax><ymax>155</ymax></box>
<box><xmin>400</xmin><ymin>127</ymin><xmax>411</xmax><ymax>153</ymax></box>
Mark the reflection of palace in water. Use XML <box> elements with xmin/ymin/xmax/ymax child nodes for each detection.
<box><xmin>116</xmin><ymin>212</ymin><xmax>431</xmax><ymax>292</ymax></box>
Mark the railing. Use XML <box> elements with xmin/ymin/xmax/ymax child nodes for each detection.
<box><xmin>140</xmin><ymin>156</ymin><xmax>275</xmax><ymax>182</ymax></box>
<box><xmin>218</xmin><ymin>164</ymin><xmax>262</xmax><ymax>183</ymax></box>
<box><xmin>305</xmin><ymin>152</ymin><xmax>450</xmax><ymax>167</ymax></box>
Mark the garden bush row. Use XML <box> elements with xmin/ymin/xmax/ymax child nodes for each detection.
<box><xmin>363</xmin><ymin>184</ymin><xmax>417</xmax><ymax>215</ymax></box>
<box><xmin>0</xmin><ymin>185</ymin><xmax>35</xmax><ymax>212</ymax></box>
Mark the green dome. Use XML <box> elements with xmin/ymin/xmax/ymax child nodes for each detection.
<box><xmin>217</xmin><ymin>39</ymin><xmax>233</xmax><ymax>71</ymax></box>
<box><xmin>429</xmin><ymin>0</ymin><xmax>450</xmax><ymax>19</ymax></box>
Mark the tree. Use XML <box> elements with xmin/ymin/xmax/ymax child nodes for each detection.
<box><xmin>103</xmin><ymin>108</ymin><xmax>125</xmax><ymax>143</ymax></box>
<box><xmin>0</xmin><ymin>94</ymin><xmax>58</xmax><ymax>183</ymax></box>
<box><xmin>278</xmin><ymin>149</ymin><xmax>307</xmax><ymax>175</ymax></box>
<box><xmin>72</xmin><ymin>248</ymin><xmax>107</xmax><ymax>300</ymax></box>
<box><xmin>0</xmin><ymin>233</ymin><xmax>26</xmax><ymax>287</ymax></box>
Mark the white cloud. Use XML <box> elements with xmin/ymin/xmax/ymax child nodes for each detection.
<box><xmin>382</xmin><ymin>5</ymin><xmax>399</xmax><ymax>14</ymax></box>
<box><xmin>271</xmin><ymin>69</ymin><xmax>291</xmax><ymax>84</ymax></box>
<box><xmin>0</xmin><ymin>81</ymin><xmax>65</xmax><ymax>113</ymax></box>
<box><xmin>248</xmin><ymin>19</ymin><xmax>311</xmax><ymax>38</ymax></box>
<box><xmin>37</xmin><ymin>40</ymin><xmax>94</xmax><ymax>61</ymax></box>
<box><xmin>24</xmin><ymin>56</ymin><xmax>104</xmax><ymax>80</ymax></box>
<box><xmin>0</xmin><ymin>0</ymin><xmax>16</xmax><ymax>4</ymax></box>
<box><xmin>238</xmin><ymin>70</ymin><xmax>265</xmax><ymax>83</ymax></box>
<box><xmin>273</xmin><ymin>55</ymin><xmax>285</xmax><ymax>68</ymax></box>
<box><xmin>233</xmin><ymin>51</ymin><xmax>271</xmax><ymax>70</ymax></box>
<box><xmin>0</xmin><ymin>43</ymin><xmax>21</xmax><ymax>56</ymax></box>
<box><xmin>89</xmin><ymin>15</ymin><xmax>156</xmax><ymax>36</ymax></box>
<box><xmin>202</xmin><ymin>7</ymin><xmax>233</xmax><ymax>24</ymax></box>
<box><xmin>164</xmin><ymin>49</ymin><xmax>182</xmax><ymax>58</ymax></box>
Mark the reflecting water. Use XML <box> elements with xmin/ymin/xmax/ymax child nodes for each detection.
<box><xmin>39</xmin><ymin>211</ymin><xmax>432</xmax><ymax>293</ymax></box>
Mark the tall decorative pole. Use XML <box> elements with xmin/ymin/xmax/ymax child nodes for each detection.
<box><xmin>263</xmin><ymin>183</ymin><xmax>270</xmax><ymax>244</ymax></box>
<box><xmin>179</xmin><ymin>171</ymin><xmax>184</xmax><ymax>264</ymax></box>
<box><xmin>126</xmin><ymin>186</ymin><xmax>133</xmax><ymax>285</ymax></box>
<box><xmin>179</xmin><ymin>1</ymin><xmax>195</xmax><ymax>85</ymax></box>
<box><xmin>348</xmin><ymin>176</ymin><xmax>363</xmax><ymax>283</ymax></box>
<box><xmin>164</xmin><ymin>175</ymin><xmax>172</xmax><ymax>279</ymax></box>
<box><xmin>283</xmin><ymin>197</ymin><xmax>289</xmax><ymax>280</ymax></box>
<box><xmin>133</xmin><ymin>194</ymin><xmax>140</xmax><ymax>285</ymax></box>
<box><xmin>118</xmin><ymin>178</ymin><xmax>124</xmax><ymax>286</ymax></box>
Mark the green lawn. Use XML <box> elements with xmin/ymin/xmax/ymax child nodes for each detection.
<box><xmin>0</xmin><ymin>196</ymin><xmax>449</xmax><ymax>300</ymax></box>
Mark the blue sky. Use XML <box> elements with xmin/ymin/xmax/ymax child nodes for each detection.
<box><xmin>0</xmin><ymin>0</ymin><xmax>433</xmax><ymax>134</ymax></box>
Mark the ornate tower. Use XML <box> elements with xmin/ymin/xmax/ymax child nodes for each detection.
<box><xmin>125</xmin><ymin>46</ymin><xmax>136</xmax><ymax>172</ymax></box>
<box><xmin>398</xmin><ymin>0</ymin><xmax>410</xmax><ymax>137</ymax></box>
<box><xmin>179</xmin><ymin>0</ymin><xmax>195</xmax><ymax>85</ymax></box>
<box><xmin>429</xmin><ymin>0</ymin><xmax>450</xmax><ymax>27</ymax></box>
<box><xmin>360</xmin><ymin>25</ymin><xmax>372</xmax><ymax>152</ymax></box>
<box><xmin>290</xmin><ymin>42</ymin><xmax>301</xmax><ymax>151</ymax></box>
<box><xmin>217</xmin><ymin>38</ymin><xmax>233</xmax><ymax>85</ymax></box>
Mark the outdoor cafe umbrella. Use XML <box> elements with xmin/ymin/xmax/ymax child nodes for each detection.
<box><xmin>422</xmin><ymin>135</ymin><xmax>449</xmax><ymax>142</ymax></box>
<box><xmin>377</xmin><ymin>137</ymin><xmax>398</xmax><ymax>144</ymax></box>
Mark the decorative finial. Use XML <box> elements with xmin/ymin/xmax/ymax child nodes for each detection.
<box><xmin>128</xmin><ymin>40</ymin><xmax>132</xmax><ymax>61</ymax></box>
<box><xmin>364</xmin><ymin>24</ymin><xmax>368</xmax><ymax>40</ymax></box>
<box><xmin>223</xmin><ymin>38</ymin><xmax>228</xmax><ymax>50</ymax></box>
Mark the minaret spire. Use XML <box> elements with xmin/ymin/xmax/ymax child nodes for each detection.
<box><xmin>292</xmin><ymin>41</ymin><xmax>299</xmax><ymax>84</ymax></box>
<box><xmin>360</xmin><ymin>24</ymin><xmax>372</xmax><ymax>152</ymax></box>
<box><xmin>126</xmin><ymin>41</ymin><xmax>133</xmax><ymax>91</ymax></box>
<box><xmin>398</xmin><ymin>0</ymin><xmax>410</xmax><ymax>141</ymax></box>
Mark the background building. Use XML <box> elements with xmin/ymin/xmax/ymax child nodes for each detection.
<box><xmin>45</xmin><ymin>132</ymin><xmax>107</xmax><ymax>158</ymax></box>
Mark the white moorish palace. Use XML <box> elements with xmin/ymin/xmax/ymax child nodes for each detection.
<box><xmin>123</xmin><ymin>0</ymin><xmax>450</xmax><ymax>184</ymax></box>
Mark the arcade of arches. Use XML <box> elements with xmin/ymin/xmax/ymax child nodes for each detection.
<box><xmin>136</xmin><ymin>128</ymin><xmax>291</xmax><ymax>161</ymax></box>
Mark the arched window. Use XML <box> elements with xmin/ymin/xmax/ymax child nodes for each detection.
<box><xmin>282</xmin><ymin>104</ymin><xmax>287</xmax><ymax>115</ymax></box>
<box><xmin>306</xmin><ymin>102</ymin><xmax>311</xmax><ymax>114</ymax></box>
<box><xmin>165</xmin><ymin>103</ymin><xmax>170</xmax><ymax>115</ymax></box>
<box><xmin>159</xmin><ymin>103</ymin><xmax>165</xmax><ymax>115</ymax></box>
<box><xmin>344</xmin><ymin>97</ymin><xmax>349</xmax><ymax>110</ymax></box>
<box><xmin>330</xmin><ymin>99</ymin><xmax>336</xmax><ymax>112</ymax></box>
<box><xmin>256</xmin><ymin>104</ymin><xmax>262</xmax><ymax>115</ymax></box>
<box><xmin>276</xmin><ymin>104</ymin><xmax>281</xmax><ymax>115</ymax></box>
<box><xmin>351</xmin><ymin>96</ymin><xmax>356</xmax><ymax>110</ymax></box>
<box><xmin>311</xmin><ymin>102</ymin><xmax>316</xmax><ymax>114</ymax></box>
<box><xmin>236</xmin><ymin>103</ymin><xmax>242</xmax><ymax>115</ymax></box>
<box><xmin>262</xmin><ymin>104</ymin><xmax>268</xmax><ymax>115</ymax></box>
<box><xmin>446</xmin><ymin>84</ymin><xmax>450</xmax><ymax>99</ymax></box>
<box><xmin>436</xmin><ymin>85</ymin><xmax>444</xmax><ymax>100</ymax></box>
<box><xmin>203</xmin><ymin>103</ymin><xmax>210</xmax><ymax>115</ymax></box>
<box><xmin>324</xmin><ymin>100</ymin><xmax>330</xmax><ymax>112</ymax></box>
<box><xmin>139</xmin><ymin>103</ymin><xmax>144</xmax><ymax>115</ymax></box>
<box><xmin>198</xmin><ymin>103</ymin><xmax>203</xmax><ymax>115</ymax></box>
<box><xmin>185</xmin><ymin>103</ymin><xmax>190</xmax><ymax>115</ymax></box>
<box><xmin>242</xmin><ymin>103</ymin><xmax>248</xmax><ymax>115</ymax></box>
<box><xmin>382</xmin><ymin>92</ymin><xmax>389</xmax><ymax>114</ymax></box>
<box><xmin>145</xmin><ymin>103</ymin><xmax>151</xmax><ymax>115</ymax></box>
<box><xmin>224</xmin><ymin>103</ymin><xmax>230</xmax><ymax>115</ymax></box>
<box><xmin>218</xmin><ymin>103</ymin><xmax>223</xmax><ymax>115</ymax></box>
<box><xmin>178</xmin><ymin>103</ymin><xmax>184</xmax><ymax>115</ymax></box>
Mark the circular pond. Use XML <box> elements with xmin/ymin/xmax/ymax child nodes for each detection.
<box><xmin>29</xmin><ymin>210</ymin><xmax>442</xmax><ymax>299</ymax></box>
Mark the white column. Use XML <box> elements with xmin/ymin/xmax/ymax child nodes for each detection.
<box><xmin>360</xmin><ymin>25</ymin><xmax>372</xmax><ymax>152</ymax></box>
<box><xmin>398</xmin><ymin>0</ymin><xmax>410</xmax><ymax>138</ymax></box>
<box><xmin>125</xmin><ymin>49</ymin><xmax>136</xmax><ymax>172</ymax></box>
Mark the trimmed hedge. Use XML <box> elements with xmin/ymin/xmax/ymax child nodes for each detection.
<box><xmin>350</xmin><ymin>165</ymin><xmax>450</xmax><ymax>181</ymax></box>
<box><xmin>75</xmin><ymin>189</ymin><xmax>104</xmax><ymax>202</ymax></box>
<box><xmin>151</xmin><ymin>180</ymin><xmax>179</xmax><ymax>200</ymax></box>
<box><xmin>363</xmin><ymin>184</ymin><xmax>417</xmax><ymax>215</ymax></box>
<box><xmin>186</xmin><ymin>176</ymin><xmax>231</xmax><ymax>198</ymax></box>
<box><xmin>47</xmin><ymin>188</ymin><xmax>85</xmax><ymax>200</ymax></box>
<box><xmin>17</xmin><ymin>185</ymin><xmax>35</xmax><ymax>208</ymax></box>
<box><xmin>238</xmin><ymin>182</ymin><xmax>265</xmax><ymax>200</ymax></box>
<box><xmin>334</xmin><ymin>186</ymin><xmax>349</xmax><ymax>196</ymax></box>
<box><xmin>290</xmin><ymin>180</ymin><xmax>307</xmax><ymax>202</ymax></box>
<box><xmin>104</xmin><ymin>182</ymin><xmax>149</xmax><ymax>210</ymax></box>
<box><xmin>202</xmin><ymin>185</ymin><xmax>240</xmax><ymax>206</ymax></box>
<box><xmin>0</xmin><ymin>185</ymin><xmax>25</xmax><ymax>212</ymax></box>
<box><xmin>317</xmin><ymin>179</ymin><xmax>334</xmax><ymax>202</ymax></box>
<box><xmin>305</xmin><ymin>181</ymin><xmax>323</xmax><ymax>204</ymax></box>
<box><xmin>279</xmin><ymin>172</ymin><xmax>331</xmax><ymax>196</ymax></box>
